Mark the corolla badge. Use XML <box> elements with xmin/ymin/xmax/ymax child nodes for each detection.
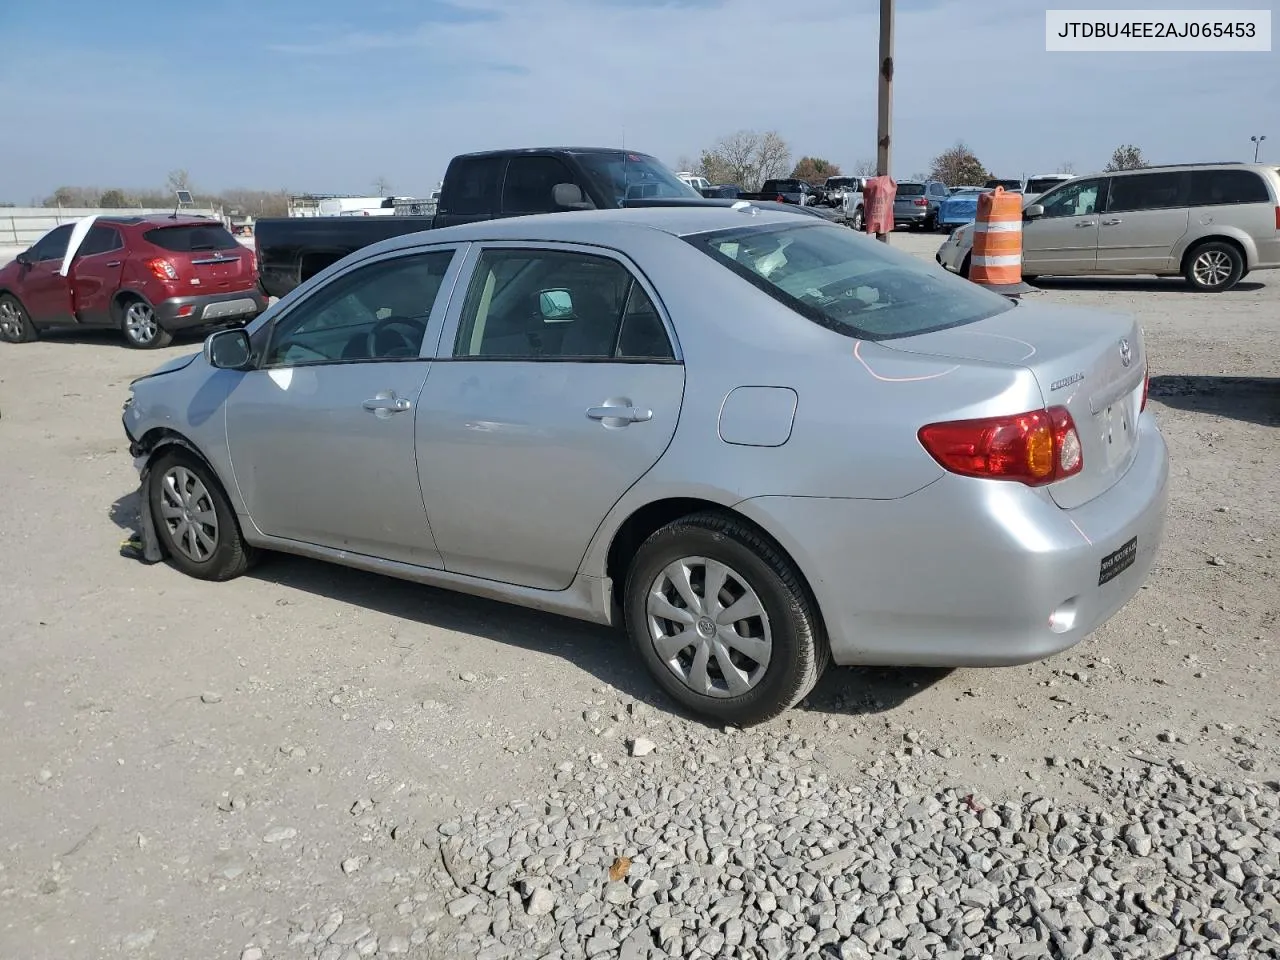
<box><xmin>1119</xmin><ymin>337</ymin><xmax>1132</xmax><ymax>367</ymax></box>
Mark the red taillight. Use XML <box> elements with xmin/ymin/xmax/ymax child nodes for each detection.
<box><xmin>918</xmin><ymin>407</ymin><xmax>1083</xmax><ymax>486</ymax></box>
<box><xmin>776</xmin><ymin>194</ymin><xmax>786</xmax><ymax>202</ymax></box>
<box><xmin>1140</xmin><ymin>367</ymin><xmax>1150</xmax><ymax>412</ymax></box>
<box><xmin>145</xmin><ymin>257</ymin><xmax>178</xmax><ymax>281</ymax></box>
<box><xmin>913</xmin><ymin>198</ymin><xmax>928</xmax><ymax>206</ymax></box>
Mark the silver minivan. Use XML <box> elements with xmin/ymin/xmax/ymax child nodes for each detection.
<box><xmin>938</xmin><ymin>163</ymin><xmax>1280</xmax><ymax>292</ymax></box>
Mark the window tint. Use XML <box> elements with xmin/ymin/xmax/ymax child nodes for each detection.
<box><xmin>1189</xmin><ymin>169</ymin><xmax>1271</xmax><ymax>206</ymax></box>
<box><xmin>687</xmin><ymin>222</ymin><xmax>1014</xmax><ymax>342</ymax></box>
<box><xmin>1038</xmin><ymin>178</ymin><xmax>1104</xmax><ymax>218</ymax></box>
<box><xmin>453</xmin><ymin>249</ymin><xmax>674</xmax><ymax>361</ymax></box>
<box><xmin>1025</xmin><ymin>177</ymin><xmax>1071</xmax><ymax>194</ymax></box>
<box><xmin>501</xmin><ymin>156</ymin><xmax>579</xmax><ymax>214</ymax></box>
<box><xmin>1107</xmin><ymin>172</ymin><xmax>1188</xmax><ymax>212</ymax></box>
<box><xmin>264</xmin><ymin>251</ymin><xmax>454</xmax><ymax>366</ymax></box>
<box><xmin>144</xmin><ymin>224</ymin><xmax>240</xmax><ymax>252</ymax></box>
<box><xmin>442</xmin><ymin>156</ymin><xmax>505</xmax><ymax>215</ymax></box>
<box><xmin>77</xmin><ymin>225</ymin><xmax>123</xmax><ymax>257</ymax></box>
<box><xmin>896</xmin><ymin>184</ymin><xmax>926</xmax><ymax>196</ymax></box>
<box><xmin>32</xmin><ymin>224</ymin><xmax>74</xmax><ymax>262</ymax></box>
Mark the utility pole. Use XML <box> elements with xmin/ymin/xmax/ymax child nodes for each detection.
<box><xmin>876</xmin><ymin>0</ymin><xmax>894</xmax><ymax>243</ymax></box>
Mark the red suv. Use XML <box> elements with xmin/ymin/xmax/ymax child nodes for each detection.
<box><xmin>0</xmin><ymin>215</ymin><xmax>268</xmax><ymax>348</ymax></box>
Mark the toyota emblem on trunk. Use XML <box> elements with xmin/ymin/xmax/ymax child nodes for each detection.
<box><xmin>1118</xmin><ymin>338</ymin><xmax>1132</xmax><ymax>367</ymax></box>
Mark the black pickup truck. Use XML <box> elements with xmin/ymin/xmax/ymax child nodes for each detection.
<box><xmin>256</xmin><ymin>147</ymin><xmax>832</xmax><ymax>298</ymax></box>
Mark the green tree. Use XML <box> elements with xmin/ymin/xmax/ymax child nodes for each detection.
<box><xmin>99</xmin><ymin>189</ymin><xmax>129</xmax><ymax>208</ymax></box>
<box><xmin>928</xmin><ymin>141</ymin><xmax>988</xmax><ymax>186</ymax></box>
<box><xmin>1104</xmin><ymin>145</ymin><xmax>1147</xmax><ymax>171</ymax></box>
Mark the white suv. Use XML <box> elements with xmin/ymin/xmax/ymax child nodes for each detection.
<box><xmin>937</xmin><ymin>162</ymin><xmax>1280</xmax><ymax>292</ymax></box>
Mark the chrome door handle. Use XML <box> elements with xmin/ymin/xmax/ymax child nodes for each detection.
<box><xmin>1075</xmin><ymin>221</ymin><xmax>1096</xmax><ymax>228</ymax></box>
<box><xmin>587</xmin><ymin>405</ymin><xmax>652</xmax><ymax>423</ymax></box>
<box><xmin>1101</xmin><ymin>219</ymin><xmax>1123</xmax><ymax>226</ymax></box>
<box><xmin>106</xmin><ymin>260</ymin><xmax>122</xmax><ymax>267</ymax></box>
<box><xmin>362</xmin><ymin>393</ymin><xmax>411</xmax><ymax>416</ymax></box>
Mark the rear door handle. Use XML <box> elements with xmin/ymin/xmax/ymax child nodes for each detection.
<box><xmin>587</xmin><ymin>405</ymin><xmax>652</xmax><ymax>423</ymax></box>
<box><xmin>105</xmin><ymin>260</ymin><xmax>122</xmax><ymax>267</ymax></box>
<box><xmin>362</xmin><ymin>392</ymin><xmax>412</xmax><ymax>417</ymax></box>
<box><xmin>1075</xmin><ymin>221</ymin><xmax>1097</xmax><ymax>228</ymax></box>
<box><xmin>1101</xmin><ymin>219</ymin><xmax>1123</xmax><ymax>226</ymax></box>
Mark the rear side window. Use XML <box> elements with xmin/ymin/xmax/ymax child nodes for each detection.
<box><xmin>501</xmin><ymin>156</ymin><xmax>578</xmax><ymax>214</ymax></box>
<box><xmin>1189</xmin><ymin>169</ymin><xmax>1271</xmax><ymax>206</ymax></box>
<box><xmin>77</xmin><ymin>225</ymin><xmax>123</xmax><ymax>257</ymax></box>
<box><xmin>144</xmin><ymin>224</ymin><xmax>240</xmax><ymax>252</ymax></box>
<box><xmin>1107</xmin><ymin>172</ymin><xmax>1188</xmax><ymax>212</ymax></box>
<box><xmin>687</xmin><ymin>222</ymin><xmax>1014</xmax><ymax>341</ymax></box>
<box><xmin>443</xmin><ymin>157</ymin><xmax>505</xmax><ymax>216</ymax></box>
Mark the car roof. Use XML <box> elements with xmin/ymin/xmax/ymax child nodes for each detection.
<box><xmin>451</xmin><ymin>146</ymin><xmax>654</xmax><ymax>161</ymax></box>
<box><xmin>97</xmin><ymin>214</ymin><xmax>221</xmax><ymax>228</ymax></box>
<box><xmin>1076</xmin><ymin>162</ymin><xmax>1274</xmax><ymax>179</ymax></box>
<box><xmin>366</xmin><ymin>205</ymin><xmax>819</xmax><ymax>254</ymax></box>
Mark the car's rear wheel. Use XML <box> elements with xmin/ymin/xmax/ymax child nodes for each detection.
<box><xmin>1184</xmin><ymin>241</ymin><xmax>1244</xmax><ymax>292</ymax></box>
<box><xmin>148</xmin><ymin>449</ymin><xmax>253</xmax><ymax>581</ymax></box>
<box><xmin>0</xmin><ymin>294</ymin><xmax>38</xmax><ymax>343</ymax></box>
<box><xmin>851</xmin><ymin>207</ymin><xmax>864</xmax><ymax>231</ymax></box>
<box><xmin>623</xmin><ymin>512</ymin><xmax>828</xmax><ymax>727</ymax></box>
<box><xmin>119</xmin><ymin>297</ymin><xmax>173</xmax><ymax>349</ymax></box>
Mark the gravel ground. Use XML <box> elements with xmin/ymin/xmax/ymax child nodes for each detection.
<box><xmin>0</xmin><ymin>230</ymin><xmax>1276</xmax><ymax>960</ymax></box>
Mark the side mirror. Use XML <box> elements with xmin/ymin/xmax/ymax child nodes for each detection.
<box><xmin>537</xmin><ymin>288</ymin><xmax>575</xmax><ymax>322</ymax></box>
<box><xmin>14</xmin><ymin>250</ymin><xmax>32</xmax><ymax>267</ymax></box>
<box><xmin>204</xmin><ymin>328</ymin><xmax>253</xmax><ymax>369</ymax></box>
<box><xmin>1024</xmin><ymin>204</ymin><xmax>1045</xmax><ymax>219</ymax></box>
<box><xmin>552</xmin><ymin>183</ymin><xmax>594</xmax><ymax>210</ymax></box>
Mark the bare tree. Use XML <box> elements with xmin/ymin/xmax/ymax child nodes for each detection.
<box><xmin>928</xmin><ymin>142</ymin><xmax>989</xmax><ymax>186</ymax></box>
<box><xmin>166</xmin><ymin>169</ymin><xmax>191</xmax><ymax>193</ymax></box>
<box><xmin>373</xmin><ymin>176</ymin><xmax>392</xmax><ymax>197</ymax></box>
<box><xmin>1057</xmin><ymin>160</ymin><xmax>1076</xmax><ymax>174</ymax></box>
<box><xmin>697</xmin><ymin>130</ymin><xmax>793</xmax><ymax>191</ymax></box>
<box><xmin>673</xmin><ymin>155</ymin><xmax>698</xmax><ymax>174</ymax></box>
<box><xmin>1104</xmin><ymin>145</ymin><xmax>1147</xmax><ymax>171</ymax></box>
<box><xmin>852</xmin><ymin>158</ymin><xmax>878</xmax><ymax>178</ymax></box>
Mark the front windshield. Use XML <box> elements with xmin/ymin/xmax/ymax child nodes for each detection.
<box><xmin>576</xmin><ymin>152</ymin><xmax>700</xmax><ymax>203</ymax></box>
<box><xmin>686</xmin><ymin>222</ymin><xmax>1014</xmax><ymax>341</ymax></box>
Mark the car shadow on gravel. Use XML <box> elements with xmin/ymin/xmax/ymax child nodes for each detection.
<box><xmin>108</xmin><ymin>488</ymin><xmax>946</xmax><ymax>724</ymax></box>
<box><xmin>1149</xmin><ymin>374</ymin><xmax>1279</xmax><ymax>427</ymax></box>
<box><xmin>1029</xmin><ymin>277</ymin><xmax>1265</xmax><ymax>293</ymax></box>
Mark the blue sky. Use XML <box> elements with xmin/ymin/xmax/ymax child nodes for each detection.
<box><xmin>0</xmin><ymin>0</ymin><xmax>1275</xmax><ymax>201</ymax></box>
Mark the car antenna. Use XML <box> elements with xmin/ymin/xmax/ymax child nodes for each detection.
<box><xmin>171</xmin><ymin>189</ymin><xmax>193</xmax><ymax>219</ymax></box>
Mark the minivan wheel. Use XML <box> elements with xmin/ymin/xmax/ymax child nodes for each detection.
<box><xmin>148</xmin><ymin>449</ymin><xmax>253</xmax><ymax>581</ymax></box>
<box><xmin>120</xmin><ymin>298</ymin><xmax>174</xmax><ymax>349</ymax></box>
<box><xmin>1184</xmin><ymin>242</ymin><xmax>1244</xmax><ymax>293</ymax></box>
<box><xmin>0</xmin><ymin>294</ymin><xmax>37</xmax><ymax>343</ymax></box>
<box><xmin>623</xmin><ymin>512</ymin><xmax>829</xmax><ymax>727</ymax></box>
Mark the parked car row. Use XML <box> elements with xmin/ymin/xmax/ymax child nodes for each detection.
<box><xmin>936</xmin><ymin>162</ymin><xmax>1280</xmax><ymax>292</ymax></box>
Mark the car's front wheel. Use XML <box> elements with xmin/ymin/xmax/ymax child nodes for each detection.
<box><xmin>148</xmin><ymin>449</ymin><xmax>253</xmax><ymax>581</ymax></box>
<box><xmin>119</xmin><ymin>297</ymin><xmax>174</xmax><ymax>349</ymax></box>
<box><xmin>0</xmin><ymin>294</ymin><xmax>38</xmax><ymax>343</ymax></box>
<box><xmin>623</xmin><ymin>512</ymin><xmax>828</xmax><ymax>726</ymax></box>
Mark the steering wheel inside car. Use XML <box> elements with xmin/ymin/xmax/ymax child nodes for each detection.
<box><xmin>366</xmin><ymin>317</ymin><xmax>425</xmax><ymax>358</ymax></box>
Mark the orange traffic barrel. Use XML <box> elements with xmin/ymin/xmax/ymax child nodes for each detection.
<box><xmin>970</xmin><ymin>187</ymin><xmax>1034</xmax><ymax>295</ymax></box>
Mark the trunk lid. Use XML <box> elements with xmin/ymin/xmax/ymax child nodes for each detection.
<box><xmin>883</xmin><ymin>302</ymin><xmax>1147</xmax><ymax>509</ymax></box>
<box><xmin>143</xmin><ymin>223</ymin><xmax>252</xmax><ymax>289</ymax></box>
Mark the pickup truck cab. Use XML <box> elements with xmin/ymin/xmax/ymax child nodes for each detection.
<box><xmin>255</xmin><ymin>147</ymin><xmax>832</xmax><ymax>298</ymax></box>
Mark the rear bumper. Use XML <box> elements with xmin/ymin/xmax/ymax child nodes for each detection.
<box><xmin>155</xmin><ymin>290</ymin><xmax>267</xmax><ymax>330</ymax></box>
<box><xmin>735</xmin><ymin>414</ymin><xmax>1170</xmax><ymax>667</ymax></box>
<box><xmin>894</xmin><ymin>207</ymin><xmax>929</xmax><ymax>222</ymax></box>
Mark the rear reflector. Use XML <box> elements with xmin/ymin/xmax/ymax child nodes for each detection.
<box><xmin>176</xmin><ymin>305</ymin><xmax>195</xmax><ymax>318</ymax></box>
<box><xmin>918</xmin><ymin>407</ymin><xmax>1084</xmax><ymax>486</ymax></box>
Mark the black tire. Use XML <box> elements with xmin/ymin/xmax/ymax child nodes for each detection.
<box><xmin>960</xmin><ymin>253</ymin><xmax>972</xmax><ymax>279</ymax></box>
<box><xmin>851</xmin><ymin>207</ymin><xmax>864</xmax><ymax>231</ymax></box>
<box><xmin>0</xmin><ymin>293</ymin><xmax>38</xmax><ymax>343</ymax></box>
<box><xmin>623</xmin><ymin>511</ymin><xmax>829</xmax><ymax>727</ymax></box>
<box><xmin>1183</xmin><ymin>241</ymin><xmax>1244</xmax><ymax>292</ymax></box>
<box><xmin>148</xmin><ymin>448</ymin><xmax>253</xmax><ymax>581</ymax></box>
<box><xmin>118</xmin><ymin>296</ymin><xmax>174</xmax><ymax>349</ymax></box>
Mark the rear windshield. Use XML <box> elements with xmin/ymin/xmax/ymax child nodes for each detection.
<box><xmin>686</xmin><ymin>221</ymin><xmax>1014</xmax><ymax>341</ymax></box>
<box><xmin>896</xmin><ymin>183</ymin><xmax>926</xmax><ymax>196</ymax></box>
<box><xmin>763</xmin><ymin>180</ymin><xmax>804</xmax><ymax>192</ymax></box>
<box><xmin>1025</xmin><ymin>177</ymin><xmax>1070</xmax><ymax>193</ymax></box>
<box><xmin>826</xmin><ymin>177</ymin><xmax>855</xmax><ymax>188</ymax></box>
<box><xmin>144</xmin><ymin>224</ymin><xmax>241</xmax><ymax>252</ymax></box>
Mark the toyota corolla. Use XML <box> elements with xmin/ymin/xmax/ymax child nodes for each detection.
<box><xmin>121</xmin><ymin>205</ymin><xmax>1169</xmax><ymax>726</ymax></box>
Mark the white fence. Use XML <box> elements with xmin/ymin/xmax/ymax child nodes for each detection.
<box><xmin>0</xmin><ymin>207</ymin><xmax>223</xmax><ymax>247</ymax></box>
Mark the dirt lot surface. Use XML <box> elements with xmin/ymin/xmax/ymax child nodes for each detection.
<box><xmin>1</xmin><ymin>231</ymin><xmax>1276</xmax><ymax>960</ymax></box>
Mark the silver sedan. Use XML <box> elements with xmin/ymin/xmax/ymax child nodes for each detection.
<box><xmin>122</xmin><ymin>205</ymin><xmax>1169</xmax><ymax>726</ymax></box>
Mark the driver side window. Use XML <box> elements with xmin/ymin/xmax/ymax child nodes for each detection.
<box><xmin>263</xmin><ymin>250</ymin><xmax>455</xmax><ymax>367</ymax></box>
<box><xmin>32</xmin><ymin>224</ymin><xmax>74</xmax><ymax>262</ymax></box>
<box><xmin>1039</xmin><ymin>178</ymin><xmax>1105</xmax><ymax>218</ymax></box>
